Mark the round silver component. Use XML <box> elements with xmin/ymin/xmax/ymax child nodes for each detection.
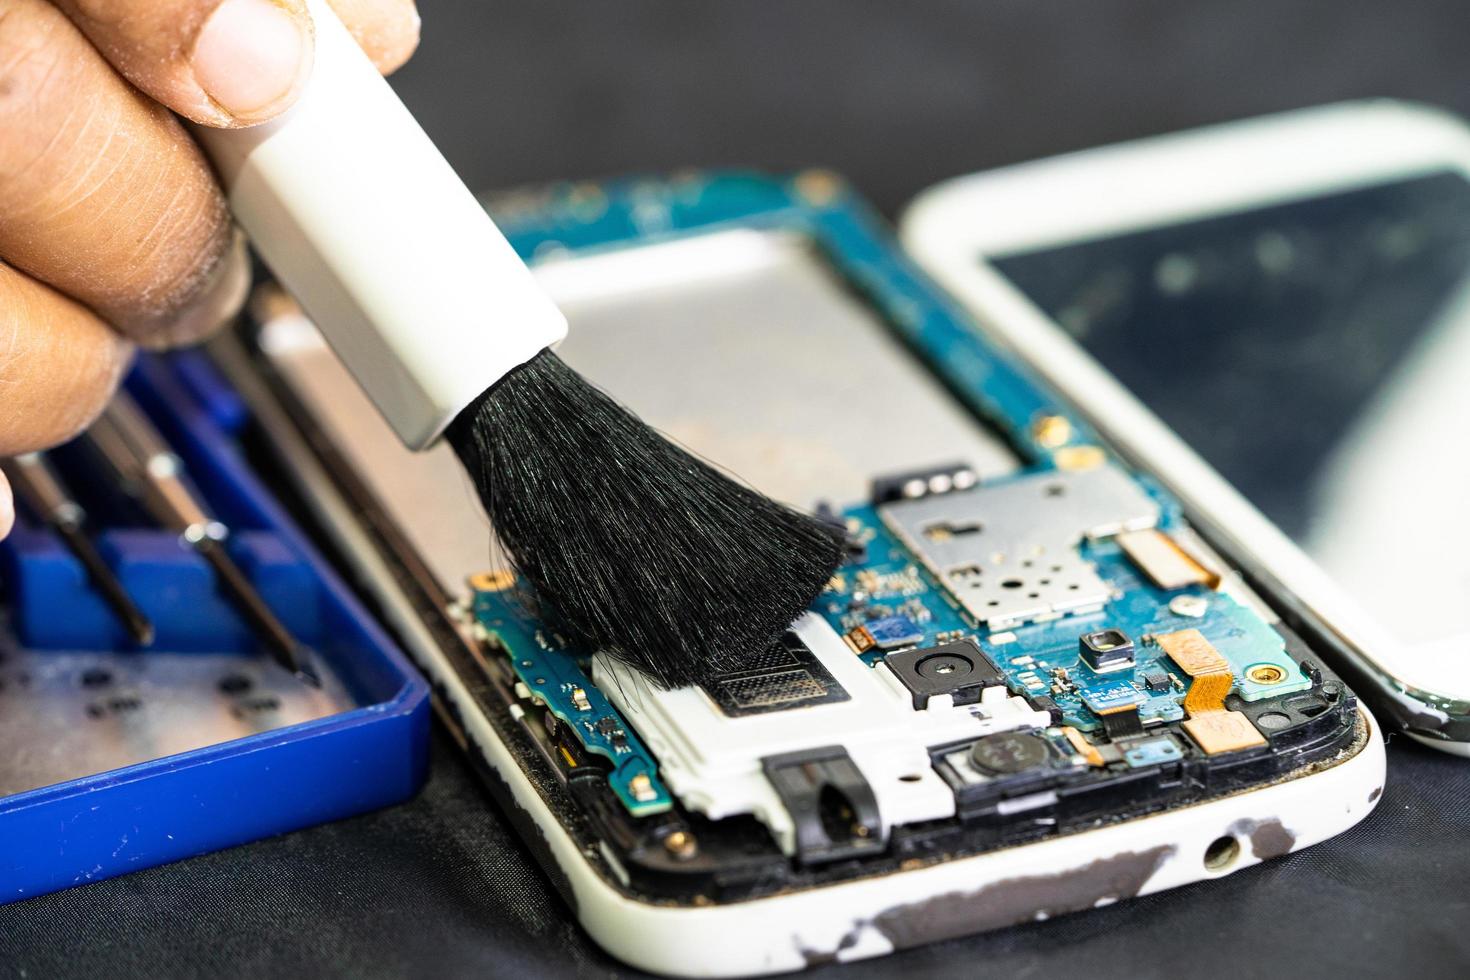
<box><xmin>1169</xmin><ymin>594</ymin><xmax>1209</xmax><ymax>618</ymax></box>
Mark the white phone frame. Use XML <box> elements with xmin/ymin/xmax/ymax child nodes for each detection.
<box><xmin>900</xmin><ymin>99</ymin><xmax>1470</xmax><ymax>755</ymax></box>
<box><xmin>223</xmin><ymin>233</ymin><xmax>1385</xmax><ymax>975</ymax></box>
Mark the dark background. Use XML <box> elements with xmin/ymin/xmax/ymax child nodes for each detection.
<box><xmin>392</xmin><ymin>0</ymin><xmax>1470</xmax><ymax>219</ymax></box>
<box><xmin>7</xmin><ymin>1</ymin><xmax>1470</xmax><ymax>976</ymax></box>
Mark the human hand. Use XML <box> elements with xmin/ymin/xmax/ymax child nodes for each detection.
<box><xmin>0</xmin><ymin>0</ymin><xmax>420</xmax><ymax>537</ymax></box>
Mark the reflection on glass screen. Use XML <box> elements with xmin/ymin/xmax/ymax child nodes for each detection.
<box><xmin>993</xmin><ymin>171</ymin><xmax>1470</xmax><ymax>645</ymax></box>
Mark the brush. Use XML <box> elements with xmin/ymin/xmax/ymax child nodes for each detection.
<box><xmin>190</xmin><ymin>1</ymin><xmax>844</xmax><ymax>688</ymax></box>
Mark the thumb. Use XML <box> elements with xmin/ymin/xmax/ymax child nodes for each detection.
<box><xmin>52</xmin><ymin>0</ymin><xmax>419</xmax><ymax>128</ymax></box>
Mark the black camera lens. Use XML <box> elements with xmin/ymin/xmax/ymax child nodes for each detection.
<box><xmin>884</xmin><ymin>639</ymin><xmax>1003</xmax><ymax>709</ymax></box>
<box><xmin>915</xmin><ymin>651</ymin><xmax>974</xmax><ymax>679</ymax></box>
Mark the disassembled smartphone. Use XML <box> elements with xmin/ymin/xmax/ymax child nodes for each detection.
<box><xmin>224</xmin><ymin>172</ymin><xmax>1383</xmax><ymax>976</ymax></box>
<box><xmin>902</xmin><ymin>100</ymin><xmax>1470</xmax><ymax>754</ymax></box>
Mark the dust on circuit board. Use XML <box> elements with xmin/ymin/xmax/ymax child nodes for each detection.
<box><xmin>467</xmin><ymin>458</ymin><xmax>1314</xmax><ymax>842</ymax></box>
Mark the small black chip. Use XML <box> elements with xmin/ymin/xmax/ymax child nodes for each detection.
<box><xmin>1100</xmin><ymin>706</ymin><xmax>1145</xmax><ymax>739</ymax></box>
<box><xmin>815</xmin><ymin>501</ymin><xmax>866</xmax><ymax>563</ymax></box>
<box><xmin>1143</xmin><ymin>670</ymin><xmax>1171</xmax><ymax>692</ymax></box>
<box><xmin>1079</xmin><ymin>628</ymin><xmax>1136</xmax><ymax>672</ymax></box>
<box><xmin>1027</xmin><ymin>694</ymin><xmax>1064</xmax><ymax>725</ymax></box>
<box><xmin>595</xmin><ymin>717</ymin><xmax>627</xmax><ymax>746</ymax></box>
<box><xmin>884</xmin><ymin>639</ymin><xmax>1004</xmax><ymax>710</ymax></box>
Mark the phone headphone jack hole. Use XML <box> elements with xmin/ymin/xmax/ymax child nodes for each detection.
<box><xmin>1203</xmin><ymin>834</ymin><xmax>1241</xmax><ymax>872</ymax></box>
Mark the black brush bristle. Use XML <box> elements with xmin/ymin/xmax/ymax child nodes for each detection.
<box><xmin>447</xmin><ymin>349</ymin><xmax>846</xmax><ymax>689</ymax></box>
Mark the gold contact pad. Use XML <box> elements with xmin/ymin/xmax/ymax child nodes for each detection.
<box><xmin>1156</xmin><ymin>628</ymin><xmax>1267</xmax><ymax>755</ymax></box>
<box><xmin>1117</xmin><ymin>529</ymin><xmax>1221</xmax><ymax>591</ymax></box>
<box><xmin>468</xmin><ymin>570</ymin><xmax>517</xmax><ymax>593</ymax></box>
<box><xmin>1181</xmin><ymin>712</ymin><xmax>1267</xmax><ymax>756</ymax></box>
<box><xmin>1061</xmin><ymin>725</ymin><xmax>1105</xmax><ymax>767</ymax></box>
<box><xmin>843</xmin><ymin>627</ymin><xmax>877</xmax><ymax>654</ymax></box>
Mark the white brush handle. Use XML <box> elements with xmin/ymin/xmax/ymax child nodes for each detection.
<box><xmin>192</xmin><ymin>0</ymin><xmax>567</xmax><ymax>450</ymax></box>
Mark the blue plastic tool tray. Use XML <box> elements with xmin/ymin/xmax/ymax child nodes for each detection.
<box><xmin>0</xmin><ymin>351</ymin><xmax>430</xmax><ymax>904</ymax></box>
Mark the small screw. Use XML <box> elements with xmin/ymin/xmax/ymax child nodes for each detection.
<box><xmin>663</xmin><ymin>830</ymin><xmax>698</xmax><ymax>860</ymax></box>
<box><xmin>1246</xmin><ymin>664</ymin><xmax>1287</xmax><ymax>685</ymax></box>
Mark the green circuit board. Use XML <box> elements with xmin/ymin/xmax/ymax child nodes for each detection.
<box><xmin>470</xmin><ymin>172</ymin><xmax>1326</xmax><ymax>824</ymax></box>
<box><xmin>819</xmin><ymin>499</ymin><xmax>1310</xmax><ymax>736</ymax></box>
<box><xmin>473</xmin><ymin>461</ymin><xmax>1311</xmax><ymax>818</ymax></box>
<box><xmin>472</xmin><ymin>585</ymin><xmax>672</xmax><ymax>817</ymax></box>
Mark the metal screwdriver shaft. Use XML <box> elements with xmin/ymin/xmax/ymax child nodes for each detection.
<box><xmin>1</xmin><ymin>452</ymin><xmax>155</xmax><ymax>646</ymax></box>
<box><xmin>84</xmin><ymin>394</ymin><xmax>316</xmax><ymax>683</ymax></box>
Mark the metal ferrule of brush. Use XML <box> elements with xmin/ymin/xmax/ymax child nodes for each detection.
<box><xmin>191</xmin><ymin>0</ymin><xmax>568</xmax><ymax>451</ymax></box>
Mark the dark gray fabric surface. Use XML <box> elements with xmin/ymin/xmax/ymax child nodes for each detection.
<box><xmin>6</xmin><ymin>1</ymin><xmax>1470</xmax><ymax>975</ymax></box>
<box><xmin>2</xmin><ymin>731</ymin><xmax>1466</xmax><ymax>978</ymax></box>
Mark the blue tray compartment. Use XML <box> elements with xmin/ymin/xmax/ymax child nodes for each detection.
<box><xmin>0</xmin><ymin>350</ymin><xmax>430</xmax><ymax>904</ymax></box>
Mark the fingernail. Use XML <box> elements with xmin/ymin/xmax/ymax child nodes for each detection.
<box><xmin>193</xmin><ymin>0</ymin><xmax>310</xmax><ymax>121</ymax></box>
<box><xmin>0</xmin><ymin>472</ymin><xmax>13</xmax><ymax>541</ymax></box>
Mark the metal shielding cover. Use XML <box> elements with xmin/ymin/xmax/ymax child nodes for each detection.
<box><xmin>878</xmin><ymin>465</ymin><xmax>1160</xmax><ymax>629</ymax></box>
<box><xmin>257</xmin><ymin>229</ymin><xmax>1019</xmax><ymax>593</ymax></box>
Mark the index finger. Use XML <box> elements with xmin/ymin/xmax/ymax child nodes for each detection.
<box><xmin>0</xmin><ymin>0</ymin><xmax>245</xmax><ymax>346</ymax></box>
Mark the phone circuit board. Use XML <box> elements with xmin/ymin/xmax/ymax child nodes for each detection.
<box><xmin>449</xmin><ymin>172</ymin><xmax>1362</xmax><ymax>901</ymax></box>
<box><xmin>471</xmin><ymin>459</ymin><xmax>1315</xmax><ymax>827</ymax></box>
<box><xmin>826</xmin><ymin>466</ymin><xmax>1311</xmax><ymax>734</ymax></box>
<box><xmin>470</xmin><ymin>578</ymin><xmax>672</xmax><ymax>817</ymax></box>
